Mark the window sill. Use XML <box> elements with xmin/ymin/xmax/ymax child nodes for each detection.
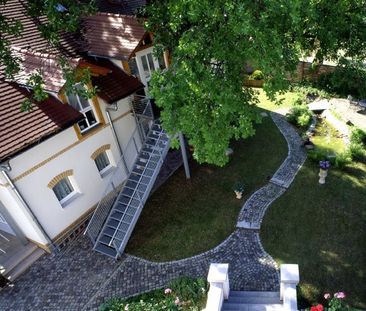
<box><xmin>80</xmin><ymin>123</ymin><xmax>101</xmax><ymax>135</ymax></box>
<box><xmin>60</xmin><ymin>192</ymin><xmax>82</xmax><ymax>208</ymax></box>
<box><xmin>100</xmin><ymin>165</ymin><xmax>115</xmax><ymax>178</ymax></box>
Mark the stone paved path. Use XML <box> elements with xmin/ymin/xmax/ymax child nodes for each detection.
<box><xmin>237</xmin><ymin>112</ymin><xmax>307</xmax><ymax>229</ymax></box>
<box><xmin>0</xmin><ymin>113</ymin><xmax>306</xmax><ymax>311</ymax></box>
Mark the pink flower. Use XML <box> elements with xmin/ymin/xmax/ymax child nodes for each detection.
<box><xmin>175</xmin><ymin>297</ymin><xmax>180</xmax><ymax>305</ymax></box>
<box><xmin>324</xmin><ymin>293</ymin><xmax>331</xmax><ymax>300</ymax></box>
<box><xmin>164</xmin><ymin>288</ymin><xmax>172</xmax><ymax>294</ymax></box>
<box><xmin>334</xmin><ymin>292</ymin><xmax>346</xmax><ymax>299</ymax></box>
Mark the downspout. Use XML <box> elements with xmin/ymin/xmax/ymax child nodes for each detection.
<box><xmin>0</xmin><ymin>163</ymin><xmax>55</xmax><ymax>251</ymax></box>
<box><xmin>105</xmin><ymin>103</ymin><xmax>129</xmax><ymax>175</ymax></box>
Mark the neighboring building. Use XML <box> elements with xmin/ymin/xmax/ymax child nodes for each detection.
<box><xmin>0</xmin><ymin>0</ymin><xmax>171</xmax><ymax>278</ymax></box>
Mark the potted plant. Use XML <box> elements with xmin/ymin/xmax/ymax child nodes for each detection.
<box><xmin>319</xmin><ymin>160</ymin><xmax>330</xmax><ymax>184</ymax></box>
<box><xmin>233</xmin><ymin>182</ymin><xmax>244</xmax><ymax>199</ymax></box>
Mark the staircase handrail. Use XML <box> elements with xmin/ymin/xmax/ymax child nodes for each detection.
<box><xmin>84</xmin><ymin>125</ymin><xmax>141</xmax><ymax>242</ymax></box>
<box><xmin>108</xmin><ymin>127</ymin><xmax>167</xmax><ymax>249</ymax></box>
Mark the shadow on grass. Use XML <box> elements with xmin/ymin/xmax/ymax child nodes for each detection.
<box><xmin>261</xmin><ymin>160</ymin><xmax>366</xmax><ymax>309</ymax></box>
<box><xmin>125</xmin><ymin>110</ymin><xmax>288</xmax><ymax>262</ymax></box>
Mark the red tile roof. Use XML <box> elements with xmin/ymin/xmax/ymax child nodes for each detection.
<box><xmin>0</xmin><ymin>0</ymin><xmax>83</xmax><ymax>57</ymax></box>
<box><xmin>84</xmin><ymin>13</ymin><xmax>146</xmax><ymax>60</ymax></box>
<box><xmin>89</xmin><ymin>58</ymin><xmax>144</xmax><ymax>103</ymax></box>
<box><xmin>0</xmin><ymin>79</ymin><xmax>83</xmax><ymax>162</ymax></box>
<box><xmin>93</xmin><ymin>0</ymin><xmax>147</xmax><ymax>15</ymax></box>
<box><xmin>11</xmin><ymin>48</ymin><xmax>80</xmax><ymax>93</ymax></box>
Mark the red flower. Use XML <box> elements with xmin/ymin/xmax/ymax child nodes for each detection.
<box><xmin>311</xmin><ymin>304</ymin><xmax>324</xmax><ymax>311</ymax></box>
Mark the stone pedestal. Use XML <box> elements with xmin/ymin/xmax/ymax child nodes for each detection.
<box><xmin>319</xmin><ymin>169</ymin><xmax>328</xmax><ymax>184</ymax></box>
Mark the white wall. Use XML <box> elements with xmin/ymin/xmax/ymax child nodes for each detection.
<box><xmin>0</xmin><ymin>182</ymin><xmax>49</xmax><ymax>245</ymax></box>
<box><xmin>0</xmin><ymin>95</ymin><xmax>140</xmax><ymax>244</ymax></box>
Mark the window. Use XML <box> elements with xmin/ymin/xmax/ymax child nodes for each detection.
<box><xmin>67</xmin><ymin>84</ymin><xmax>98</xmax><ymax>133</ymax></box>
<box><xmin>94</xmin><ymin>151</ymin><xmax>111</xmax><ymax>174</ymax></box>
<box><xmin>52</xmin><ymin>178</ymin><xmax>75</xmax><ymax>204</ymax></box>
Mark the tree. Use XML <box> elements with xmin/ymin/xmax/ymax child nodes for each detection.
<box><xmin>145</xmin><ymin>0</ymin><xmax>366</xmax><ymax>166</ymax></box>
<box><xmin>0</xmin><ymin>0</ymin><xmax>96</xmax><ymax>109</ymax></box>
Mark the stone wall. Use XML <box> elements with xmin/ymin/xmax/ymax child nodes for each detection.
<box><xmin>290</xmin><ymin>61</ymin><xmax>336</xmax><ymax>82</ymax></box>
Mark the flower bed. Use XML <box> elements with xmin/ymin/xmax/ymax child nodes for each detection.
<box><xmin>99</xmin><ymin>277</ymin><xmax>208</xmax><ymax>311</ymax></box>
<box><xmin>307</xmin><ymin>291</ymin><xmax>356</xmax><ymax>311</ymax></box>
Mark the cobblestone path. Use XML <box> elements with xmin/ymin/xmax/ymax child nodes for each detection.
<box><xmin>0</xmin><ymin>113</ymin><xmax>306</xmax><ymax>311</ymax></box>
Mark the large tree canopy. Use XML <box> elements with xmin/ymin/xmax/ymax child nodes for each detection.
<box><xmin>146</xmin><ymin>0</ymin><xmax>366</xmax><ymax>166</ymax></box>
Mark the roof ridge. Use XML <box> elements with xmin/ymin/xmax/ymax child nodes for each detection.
<box><xmin>93</xmin><ymin>12</ymin><xmax>139</xmax><ymax>19</ymax></box>
<box><xmin>10</xmin><ymin>46</ymin><xmax>80</xmax><ymax>63</ymax></box>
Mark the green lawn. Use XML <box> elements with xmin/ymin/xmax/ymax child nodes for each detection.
<box><xmin>261</xmin><ymin>160</ymin><xmax>366</xmax><ymax>309</ymax></box>
<box><xmin>126</xmin><ymin>115</ymin><xmax>287</xmax><ymax>261</ymax></box>
<box><xmin>258</xmin><ymin>91</ymin><xmax>366</xmax><ymax>309</ymax></box>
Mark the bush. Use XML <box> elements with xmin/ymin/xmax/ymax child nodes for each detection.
<box><xmin>349</xmin><ymin>128</ymin><xmax>366</xmax><ymax>160</ymax></box>
<box><xmin>292</xmin><ymin>84</ymin><xmax>331</xmax><ymax>100</ymax></box>
<box><xmin>99</xmin><ymin>277</ymin><xmax>208</xmax><ymax>311</ymax></box>
<box><xmin>350</xmin><ymin>128</ymin><xmax>366</xmax><ymax>145</ymax></box>
<box><xmin>316</xmin><ymin>61</ymin><xmax>366</xmax><ymax>99</ymax></box>
<box><xmin>308</xmin><ymin>149</ymin><xmax>329</xmax><ymax>163</ymax></box>
<box><xmin>286</xmin><ymin>105</ymin><xmax>313</xmax><ymax>128</ymax></box>
<box><xmin>250</xmin><ymin>70</ymin><xmax>264</xmax><ymax>80</ymax></box>
<box><xmin>349</xmin><ymin>143</ymin><xmax>365</xmax><ymax>160</ymax></box>
<box><xmin>335</xmin><ymin>151</ymin><xmax>352</xmax><ymax>170</ymax></box>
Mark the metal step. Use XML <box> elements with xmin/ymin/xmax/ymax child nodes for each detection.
<box><xmin>94</xmin><ymin>243</ymin><xmax>117</xmax><ymax>258</ymax></box>
<box><xmin>91</xmin><ymin>120</ymin><xmax>170</xmax><ymax>258</ymax></box>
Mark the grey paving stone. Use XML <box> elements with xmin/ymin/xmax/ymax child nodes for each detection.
<box><xmin>0</xmin><ymin>112</ymin><xmax>304</xmax><ymax>311</ymax></box>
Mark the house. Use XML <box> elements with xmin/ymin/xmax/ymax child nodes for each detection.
<box><xmin>0</xmin><ymin>0</ymin><xmax>171</xmax><ymax>278</ymax></box>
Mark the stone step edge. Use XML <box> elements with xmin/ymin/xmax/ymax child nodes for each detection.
<box><xmin>6</xmin><ymin>248</ymin><xmax>45</xmax><ymax>281</ymax></box>
<box><xmin>236</xmin><ymin>220</ymin><xmax>260</xmax><ymax>229</ymax></box>
<box><xmin>1</xmin><ymin>243</ymin><xmax>38</xmax><ymax>276</ymax></box>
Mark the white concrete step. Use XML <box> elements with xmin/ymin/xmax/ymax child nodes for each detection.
<box><xmin>222</xmin><ymin>291</ymin><xmax>283</xmax><ymax>311</ymax></box>
<box><xmin>222</xmin><ymin>303</ymin><xmax>284</xmax><ymax>311</ymax></box>
<box><xmin>3</xmin><ymin>246</ymin><xmax>45</xmax><ymax>281</ymax></box>
<box><xmin>1</xmin><ymin>243</ymin><xmax>37</xmax><ymax>275</ymax></box>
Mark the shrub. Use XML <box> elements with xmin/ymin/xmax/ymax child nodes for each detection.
<box><xmin>99</xmin><ymin>277</ymin><xmax>208</xmax><ymax>311</ymax></box>
<box><xmin>250</xmin><ymin>70</ymin><xmax>264</xmax><ymax>80</ymax></box>
<box><xmin>308</xmin><ymin>149</ymin><xmax>329</xmax><ymax>163</ymax></box>
<box><xmin>349</xmin><ymin>143</ymin><xmax>365</xmax><ymax>160</ymax></box>
<box><xmin>348</xmin><ymin>128</ymin><xmax>366</xmax><ymax>160</ymax></box>
<box><xmin>350</xmin><ymin>128</ymin><xmax>366</xmax><ymax>145</ymax></box>
<box><xmin>335</xmin><ymin>151</ymin><xmax>352</xmax><ymax>170</ymax></box>
<box><xmin>292</xmin><ymin>84</ymin><xmax>331</xmax><ymax>100</ymax></box>
<box><xmin>316</xmin><ymin>60</ymin><xmax>366</xmax><ymax>99</ymax></box>
<box><xmin>286</xmin><ymin>105</ymin><xmax>313</xmax><ymax>128</ymax></box>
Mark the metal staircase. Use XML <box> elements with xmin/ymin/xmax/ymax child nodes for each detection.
<box><xmin>85</xmin><ymin>120</ymin><xmax>170</xmax><ymax>258</ymax></box>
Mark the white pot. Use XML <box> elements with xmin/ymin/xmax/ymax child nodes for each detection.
<box><xmin>234</xmin><ymin>190</ymin><xmax>243</xmax><ymax>199</ymax></box>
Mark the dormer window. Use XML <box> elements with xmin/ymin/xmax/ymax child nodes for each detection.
<box><xmin>67</xmin><ymin>84</ymin><xmax>98</xmax><ymax>133</ymax></box>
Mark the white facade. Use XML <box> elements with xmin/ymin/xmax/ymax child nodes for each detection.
<box><xmin>0</xmin><ymin>95</ymin><xmax>141</xmax><ymax>248</ymax></box>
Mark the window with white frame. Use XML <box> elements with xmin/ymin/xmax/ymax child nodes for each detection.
<box><xmin>52</xmin><ymin>177</ymin><xmax>75</xmax><ymax>205</ymax></box>
<box><xmin>67</xmin><ymin>84</ymin><xmax>98</xmax><ymax>133</ymax></box>
<box><xmin>94</xmin><ymin>151</ymin><xmax>111</xmax><ymax>174</ymax></box>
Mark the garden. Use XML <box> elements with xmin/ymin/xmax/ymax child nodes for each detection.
<box><xmin>100</xmin><ymin>277</ymin><xmax>208</xmax><ymax>311</ymax></box>
<box><xmin>126</xmin><ymin>112</ymin><xmax>288</xmax><ymax>260</ymax></box>
<box><xmin>122</xmin><ymin>82</ymin><xmax>366</xmax><ymax>309</ymax></box>
<box><xmin>257</xmin><ymin>86</ymin><xmax>366</xmax><ymax>309</ymax></box>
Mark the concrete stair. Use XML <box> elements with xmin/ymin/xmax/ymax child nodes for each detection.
<box><xmin>222</xmin><ymin>291</ymin><xmax>283</xmax><ymax>311</ymax></box>
<box><xmin>1</xmin><ymin>243</ymin><xmax>45</xmax><ymax>281</ymax></box>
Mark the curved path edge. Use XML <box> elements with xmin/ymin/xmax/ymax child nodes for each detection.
<box><xmin>0</xmin><ymin>113</ymin><xmax>307</xmax><ymax>311</ymax></box>
<box><xmin>83</xmin><ymin>112</ymin><xmax>307</xmax><ymax>310</ymax></box>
